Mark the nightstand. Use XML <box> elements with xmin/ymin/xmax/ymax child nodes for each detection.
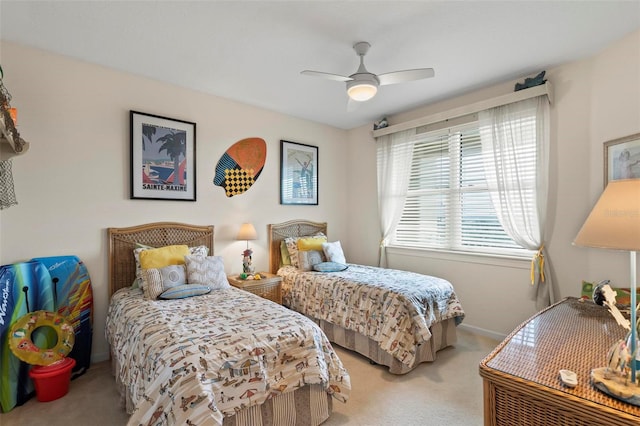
<box><xmin>227</xmin><ymin>272</ymin><xmax>282</xmax><ymax>304</ymax></box>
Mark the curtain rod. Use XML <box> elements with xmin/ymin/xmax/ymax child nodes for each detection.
<box><xmin>372</xmin><ymin>81</ymin><xmax>553</xmax><ymax>138</ymax></box>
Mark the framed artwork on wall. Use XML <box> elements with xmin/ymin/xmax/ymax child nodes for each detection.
<box><xmin>280</xmin><ymin>140</ymin><xmax>318</xmax><ymax>205</ymax></box>
<box><xmin>130</xmin><ymin>110</ymin><xmax>196</xmax><ymax>201</ymax></box>
<box><xmin>604</xmin><ymin>132</ymin><xmax>640</xmax><ymax>187</ymax></box>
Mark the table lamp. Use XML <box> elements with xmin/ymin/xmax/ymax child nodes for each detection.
<box><xmin>574</xmin><ymin>179</ymin><xmax>640</xmax><ymax>405</ymax></box>
<box><xmin>237</xmin><ymin>223</ymin><xmax>257</xmax><ymax>274</ymax></box>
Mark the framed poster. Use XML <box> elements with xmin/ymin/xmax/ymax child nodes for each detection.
<box><xmin>604</xmin><ymin>132</ymin><xmax>640</xmax><ymax>187</ymax></box>
<box><xmin>280</xmin><ymin>140</ymin><xmax>318</xmax><ymax>205</ymax></box>
<box><xmin>130</xmin><ymin>110</ymin><xmax>196</xmax><ymax>201</ymax></box>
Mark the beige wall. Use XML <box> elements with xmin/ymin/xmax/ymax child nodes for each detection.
<box><xmin>0</xmin><ymin>41</ymin><xmax>349</xmax><ymax>361</ymax></box>
<box><xmin>2</xmin><ymin>29</ymin><xmax>638</xmax><ymax>360</ymax></box>
<box><xmin>347</xmin><ymin>29</ymin><xmax>640</xmax><ymax>339</ymax></box>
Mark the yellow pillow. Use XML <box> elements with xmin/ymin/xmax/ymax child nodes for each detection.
<box><xmin>297</xmin><ymin>235</ymin><xmax>327</xmax><ymax>251</ymax></box>
<box><xmin>139</xmin><ymin>245</ymin><xmax>190</xmax><ymax>270</ymax></box>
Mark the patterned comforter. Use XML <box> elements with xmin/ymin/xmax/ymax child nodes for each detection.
<box><xmin>106</xmin><ymin>287</ymin><xmax>350</xmax><ymax>426</ymax></box>
<box><xmin>278</xmin><ymin>264</ymin><xmax>465</xmax><ymax>367</ymax></box>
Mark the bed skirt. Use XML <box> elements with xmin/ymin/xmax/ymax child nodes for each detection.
<box><xmin>313</xmin><ymin>317</ymin><xmax>458</xmax><ymax>374</ymax></box>
<box><xmin>111</xmin><ymin>353</ymin><xmax>333</xmax><ymax>426</ymax></box>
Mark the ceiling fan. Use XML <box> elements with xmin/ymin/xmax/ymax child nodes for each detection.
<box><xmin>301</xmin><ymin>41</ymin><xmax>435</xmax><ymax>103</ymax></box>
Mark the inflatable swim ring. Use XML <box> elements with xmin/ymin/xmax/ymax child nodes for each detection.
<box><xmin>8</xmin><ymin>310</ymin><xmax>75</xmax><ymax>366</ymax></box>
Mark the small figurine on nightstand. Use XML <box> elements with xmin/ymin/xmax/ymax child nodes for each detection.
<box><xmin>242</xmin><ymin>248</ymin><xmax>255</xmax><ymax>274</ymax></box>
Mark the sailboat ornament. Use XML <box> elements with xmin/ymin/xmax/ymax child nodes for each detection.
<box><xmin>590</xmin><ymin>283</ymin><xmax>640</xmax><ymax>405</ymax></box>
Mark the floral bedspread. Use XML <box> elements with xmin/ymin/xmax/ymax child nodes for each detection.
<box><xmin>105</xmin><ymin>287</ymin><xmax>350</xmax><ymax>426</ymax></box>
<box><xmin>278</xmin><ymin>264</ymin><xmax>465</xmax><ymax>367</ymax></box>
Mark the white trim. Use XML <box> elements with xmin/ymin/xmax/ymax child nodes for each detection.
<box><xmin>373</xmin><ymin>81</ymin><xmax>553</xmax><ymax>138</ymax></box>
<box><xmin>386</xmin><ymin>246</ymin><xmax>531</xmax><ymax>270</ymax></box>
<box><xmin>458</xmin><ymin>323</ymin><xmax>506</xmax><ymax>343</ymax></box>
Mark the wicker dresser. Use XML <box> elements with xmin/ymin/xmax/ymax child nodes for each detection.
<box><xmin>479</xmin><ymin>297</ymin><xmax>640</xmax><ymax>425</ymax></box>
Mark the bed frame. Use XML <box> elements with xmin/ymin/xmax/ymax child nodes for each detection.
<box><xmin>268</xmin><ymin>219</ymin><xmax>459</xmax><ymax>374</ymax></box>
<box><xmin>107</xmin><ymin>222</ymin><xmax>333</xmax><ymax>425</ymax></box>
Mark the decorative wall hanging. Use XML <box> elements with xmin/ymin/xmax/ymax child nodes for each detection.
<box><xmin>604</xmin><ymin>132</ymin><xmax>640</xmax><ymax>187</ymax></box>
<box><xmin>0</xmin><ymin>65</ymin><xmax>30</xmax><ymax>210</ymax></box>
<box><xmin>213</xmin><ymin>137</ymin><xmax>266</xmax><ymax>197</ymax></box>
<box><xmin>280</xmin><ymin>140</ymin><xmax>318</xmax><ymax>205</ymax></box>
<box><xmin>0</xmin><ymin>65</ymin><xmax>29</xmax><ymax>158</ymax></box>
<box><xmin>130</xmin><ymin>111</ymin><xmax>196</xmax><ymax>201</ymax></box>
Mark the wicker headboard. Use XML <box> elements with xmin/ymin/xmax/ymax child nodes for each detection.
<box><xmin>108</xmin><ymin>222</ymin><xmax>214</xmax><ymax>297</ymax></box>
<box><xmin>267</xmin><ymin>220</ymin><xmax>327</xmax><ymax>274</ymax></box>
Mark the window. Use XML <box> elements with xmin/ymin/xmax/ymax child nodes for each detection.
<box><xmin>386</xmin><ymin>121</ymin><xmax>535</xmax><ymax>257</ymax></box>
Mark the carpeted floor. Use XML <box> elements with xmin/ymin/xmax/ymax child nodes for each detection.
<box><xmin>2</xmin><ymin>328</ymin><xmax>499</xmax><ymax>426</ymax></box>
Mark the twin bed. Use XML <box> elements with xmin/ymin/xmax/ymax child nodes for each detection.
<box><xmin>267</xmin><ymin>220</ymin><xmax>465</xmax><ymax>375</ymax></box>
<box><xmin>106</xmin><ymin>222</ymin><xmax>349</xmax><ymax>426</ymax></box>
<box><xmin>106</xmin><ymin>220</ymin><xmax>465</xmax><ymax>425</ymax></box>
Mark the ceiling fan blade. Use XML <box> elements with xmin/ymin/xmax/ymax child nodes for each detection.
<box><xmin>301</xmin><ymin>70</ymin><xmax>353</xmax><ymax>82</ymax></box>
<box><xmin>377</xmin><ymin>68</ymin><xmax>435</xmax><ymax>86</ymax></box>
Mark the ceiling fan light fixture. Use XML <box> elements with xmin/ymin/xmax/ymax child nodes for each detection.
<box><xmin>347</xmin><ymin>81</ymin><xmax>377</xmax><ymax>102</ymax></box>
<box><xmin>302</xmin><ymin>41</ymin><xmax>434</xmax><ymax>104</ymax></box>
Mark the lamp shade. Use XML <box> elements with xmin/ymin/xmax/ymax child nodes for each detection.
<box><xmin>237</xmin><ymin>223</ymin><xmax>257</xmax><ymax>241</ymax></box>
<box><xmin>573</xmin><ymin>179</ymin><xmax>640</xmax><ymax>251</ymax></box>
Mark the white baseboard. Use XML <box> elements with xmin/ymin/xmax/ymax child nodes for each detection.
<box><xmin>458</xmin><ymin>323</ymin><xmax>506</xmax><ymax>342</ymax></box>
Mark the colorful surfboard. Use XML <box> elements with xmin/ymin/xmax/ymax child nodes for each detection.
<box><xmin>31</xmin><ymin>256</ymin><xmax>93</xmax><ymax>379</ymax></box>
<box><xmin>0</xmin><ymin>261</ymin><xmax>55</xmax><ymax>413</ymax></box>
<box><xmin>214</xmin><ymin>137</ymin><xmax>266</xmax><ymax>197</ymax></box>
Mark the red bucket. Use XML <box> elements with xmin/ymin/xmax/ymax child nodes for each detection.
<box><xmin>29</xmin><ymin>357</ymin><xmax>76</xmax><ymax>402</ymax></box>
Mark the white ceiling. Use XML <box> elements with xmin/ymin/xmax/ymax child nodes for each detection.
<box><xmin>2</xmin><ymin>1</ymin><xmax>640</xmax><ymax>130</ymax></box>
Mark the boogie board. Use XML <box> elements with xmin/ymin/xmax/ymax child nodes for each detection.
<box><xmin>0</xmin><ymin>261</ymin><xmax>55</xmax><ymax>413</ymax></box>
<box><xmin>31</xmin><ymin>256</ymin><xmax>93</xmax><ymax>379</ymax></box>
<box><xmin>214</xmin><ymin>137</ymin><xmax>266</xmax><ymax>197</ymax></box>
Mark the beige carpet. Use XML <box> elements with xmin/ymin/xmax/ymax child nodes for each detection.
<box><xmin>1</xmin><ymin>328</ymin><xmax>499</xmax><ymax>426</ymax></box>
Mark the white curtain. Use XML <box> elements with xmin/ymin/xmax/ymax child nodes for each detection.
<box><xmin>479</xmin><ymin>96</ymin><xmax>554</xmax><ymax>309</ymax></box>
<box><xmin>376</xmin><ymin>129</ymin><xmax>416</xmax><ymax>267</ymax></box>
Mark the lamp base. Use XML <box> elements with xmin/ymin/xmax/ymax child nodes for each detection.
<box><xmin>591</xmin><ymin>367</ymin><xmax>640</xmax><ymax>406</ymax></box>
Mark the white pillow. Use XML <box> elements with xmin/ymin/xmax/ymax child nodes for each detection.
<box><xmin>322</xmin><ymin>241</ymin><xmax>346</xmax><ymax>264</ymax></box>
<box><xmin>184</xmin><ymin>255</ymin><xmax>230</xmax><ymax>290</ymax></box>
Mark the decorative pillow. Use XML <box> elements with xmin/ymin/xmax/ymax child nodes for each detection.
<box><xmin>184</xmin><ymin>255</ymin><xmax>230</xmax><ymax>290</ymax></box>
<box><xmin>142</xmin><ymin>265</ymin><xmax>187</xmax><ymax>300</ymax></box>
<box><xmin>313</xmin><ymin>262</ymin><xmax>349</xmax><ymax>272</ymax></box>
<box><xmin>159</xmin><ymin>264</ymin><xmax>186</xmax><ymax>287</ymax></box>
<box><xmin>297</xmin><ymin>235</ymin><xmax>327</xmax><ymax>251</ymax></box>
<box><xmin>322</xmin><ymin>241</ymin><xmax>346</xmax><ymax>264</ymax></box>
<box><xmin>285</xmin><ymin>232</ymin><xmax>325</xmax><ymax>269</ymax></box>
<box><xmin>298</xmin><ymin>250</ymin><xmax>326</xmax><ymax>271</ymax></box>
<box><xmin>280</xmin><ymin>241</ymin><xmax>291</xmax><ymax>266</ymax></box>
<box><xmin>133</xmin><ymin>244</ymin><xmax>154</xmax><ymax>288</ymax></box>
<box><xmin>139</xmin><ymin>244</ymin><xmax>190</xmax><ymax>270</ymax></box>
<box><xmin>134</xmin><ymin>244</ymin><xmax>209</xmax><ymax>287</ymax></box>
<box><xmin>159</xmin><ymin>284</ymin><xmax>211</xmax><ymax>299</ymax></box>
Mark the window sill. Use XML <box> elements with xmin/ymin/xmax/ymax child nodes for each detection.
<box><xmin>385</xmin><ymin>246</ymin><xmax>531</xmax><ymax>270</ymax></box>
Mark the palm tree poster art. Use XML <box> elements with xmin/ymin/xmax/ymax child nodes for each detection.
<box><xmin>130</xmin><ymin>111</ymin><xmax>196</xmax><ymax>201</ymax></box>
